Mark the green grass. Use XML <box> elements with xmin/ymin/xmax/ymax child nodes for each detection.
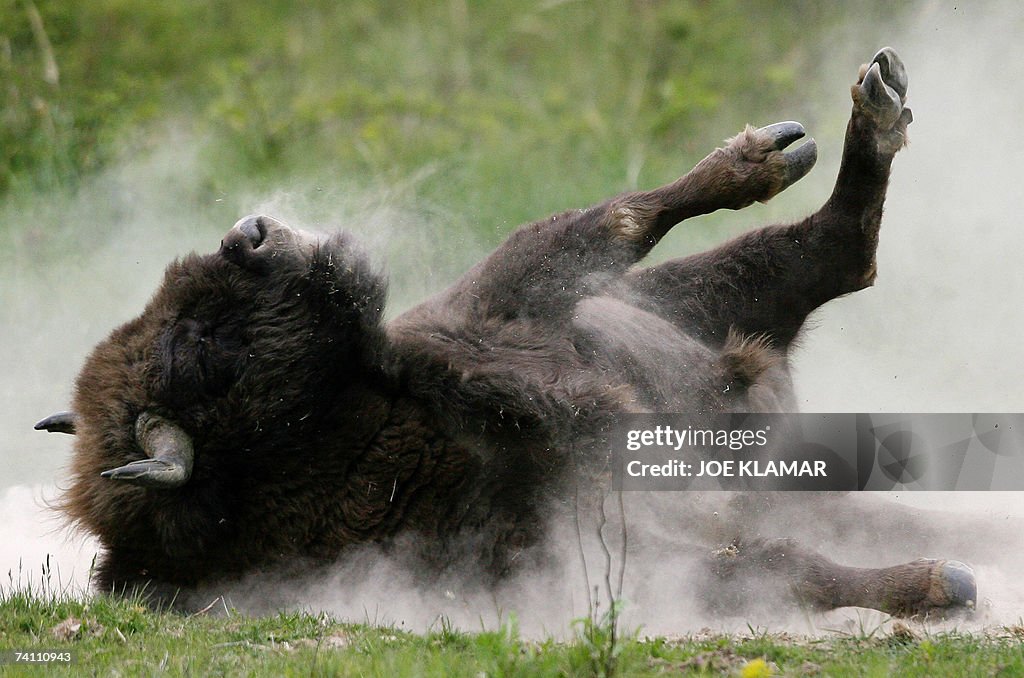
<box><xmin>2</xmin><ymin>584</ymin><xmax>1023</xmax><ymax>677</ymax></box>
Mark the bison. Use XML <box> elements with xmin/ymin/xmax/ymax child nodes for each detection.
<box><xmin>36</xmin><ymin>48</ymin><xmax>977</xmax><ymax>619</ymax></box>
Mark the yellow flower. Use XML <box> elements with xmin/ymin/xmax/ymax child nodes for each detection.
<box><xmin>740</xmin><ymin>657</ymin><xmax>773</xmax><ymax>678</ymax></box>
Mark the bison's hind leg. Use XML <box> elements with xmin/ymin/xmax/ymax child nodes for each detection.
<box><xmin>700</xmin><ymin>538</ymin><xmax>978</xmax><ymax>618</ymax></box>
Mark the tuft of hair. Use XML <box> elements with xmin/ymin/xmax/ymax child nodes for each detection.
<box><xmin>720</xmin><ymin>329</ymin><xmax>779</xmax><ymax>385</ymax></box>
<box><xmin>719</xmin><ymin>329</ymin><xmax>792</xmax><ymax>412</ymax></box>
<box><xmin>725</xmin><ymin>124</ymin><xmax>778</xmax><ymax>163</ymax></box>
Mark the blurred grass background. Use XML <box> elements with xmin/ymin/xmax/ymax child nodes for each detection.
<box><xmin>2</xmin><ymin>0</ymin><xmax>911</xmax><ymax>251</ymax></box>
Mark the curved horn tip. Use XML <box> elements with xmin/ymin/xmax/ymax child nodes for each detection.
<box><xmin>102</xmin><ymin>412</ymin><xmax>195</xmax><ymax>489</ymax></box>
<box><xmin>35</xmin><ymin>411</ymin><xmax>78</xmax><ymax>435</ymax></box>
<box><xmin>100</xmin><ymin>458</ymin><xmax>191</xmax><ymax>488</ymax></box>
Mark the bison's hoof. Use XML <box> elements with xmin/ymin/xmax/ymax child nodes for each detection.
<box><xmin>853</xmin><ymin>47</ymin><xmax>912</xmax><ymax>152</ymax></box>
<box><xmin>759</xmin><ymin>121</ymin><xmax>806</xmax><ymax>151</ymax></box>
<box><xmin>871</xmin><ymin>47</ymin><xmax>908</xmax><ymax>100</ymax></box>
<box><xmin>717</xmin><ymin>121</ymin><xmax>817</xmax><ymax>208</ymax></box>
<box><xmin>758</xmin><ymin>122</ymin><xmax>818</xmax><ymax>195</ymax></box>
<box><xmin>742</xmin><ymin>122</ymin><xmax>819</xmax><ymax>189</ymax></box>
<box><xmin>927</xmin><ymin>559</ymin><xmax>977</xmax><ymax>613</ymax></box>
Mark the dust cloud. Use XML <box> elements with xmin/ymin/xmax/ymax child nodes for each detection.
<box><xmin>2</xmin><ymin>0</ymin><xmax>1022</xmax><ymax>637</ymax></box>
<box><xmin>792</xmin><ymin>0</ymin><xmax>1024</xmax><ymax>633</ymax></box>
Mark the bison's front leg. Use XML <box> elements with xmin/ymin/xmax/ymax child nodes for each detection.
<box><xmin>706</xmin><ymin>537</ymin><xmax>977</xmax><ymax>618</ymax></box>
<box><xmin>613</xmin><ymin>121</ymin><xmax>818</xmax><ymax>243</ymax></box>
<box><xmin>628</xmin><ymin>48</ymin><xmax>911</xmax><ymax>348</ymax></box>
<box><xmin>428</xmin><ymin>123</ymin><xmax>815</xmax><ymax>321</ymax></box>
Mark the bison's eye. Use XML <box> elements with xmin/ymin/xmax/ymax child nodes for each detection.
<box><xmin>156</xmin><ymin>318</ymin><xmax>246</xmax><ymax>403</ymax></box>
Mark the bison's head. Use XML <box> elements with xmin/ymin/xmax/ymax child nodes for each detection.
<box><xmin>52</xmin><ymin>216</ymin><xmax>392</xmax><ymax>593</ymax></box>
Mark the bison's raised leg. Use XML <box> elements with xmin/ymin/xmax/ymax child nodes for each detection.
<box><xmin>622</xmin><ymin>121</ymin><xmax>817</xmax><ymax>242</ymax></box>
<box><xmin>704</xmin><ymin>537</ymin><xmax>977</xmax><ymax>618</ymax></box>
<box><xmin>627</xmin><ymin>48</ymin><xmax>912</xmax><ymax>348</ymax></box>
<box><xmin>428</xmin><ymin>123</ymin><xmax>815</xmax><ymax>321</ymax></box>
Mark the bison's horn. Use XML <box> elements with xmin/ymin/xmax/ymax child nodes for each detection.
<box><xmin>100</xmin><ymin>413</ymin><xmax>194</xmax><ymax>488</ymax></box>
<box><xmin>34</xmin><ymin>411</ymin><xmax>78</xmax><ymax>434</ymax></box>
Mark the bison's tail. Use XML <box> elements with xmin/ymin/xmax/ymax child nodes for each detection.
<box><xmin>719</xmin><ymin>329</ymin><xmax>794</xmax><ymax>412</ymax></box>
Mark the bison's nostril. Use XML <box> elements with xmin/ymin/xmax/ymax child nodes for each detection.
<box><xmin>220</xmin><ymin>214</ymin><xmax>287</xmax><ymax>267</ymax></box>
<box><xmin>235</xmin><ymin>215</ymin><xmax>267</xmax><ymax>249</ymax></box>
